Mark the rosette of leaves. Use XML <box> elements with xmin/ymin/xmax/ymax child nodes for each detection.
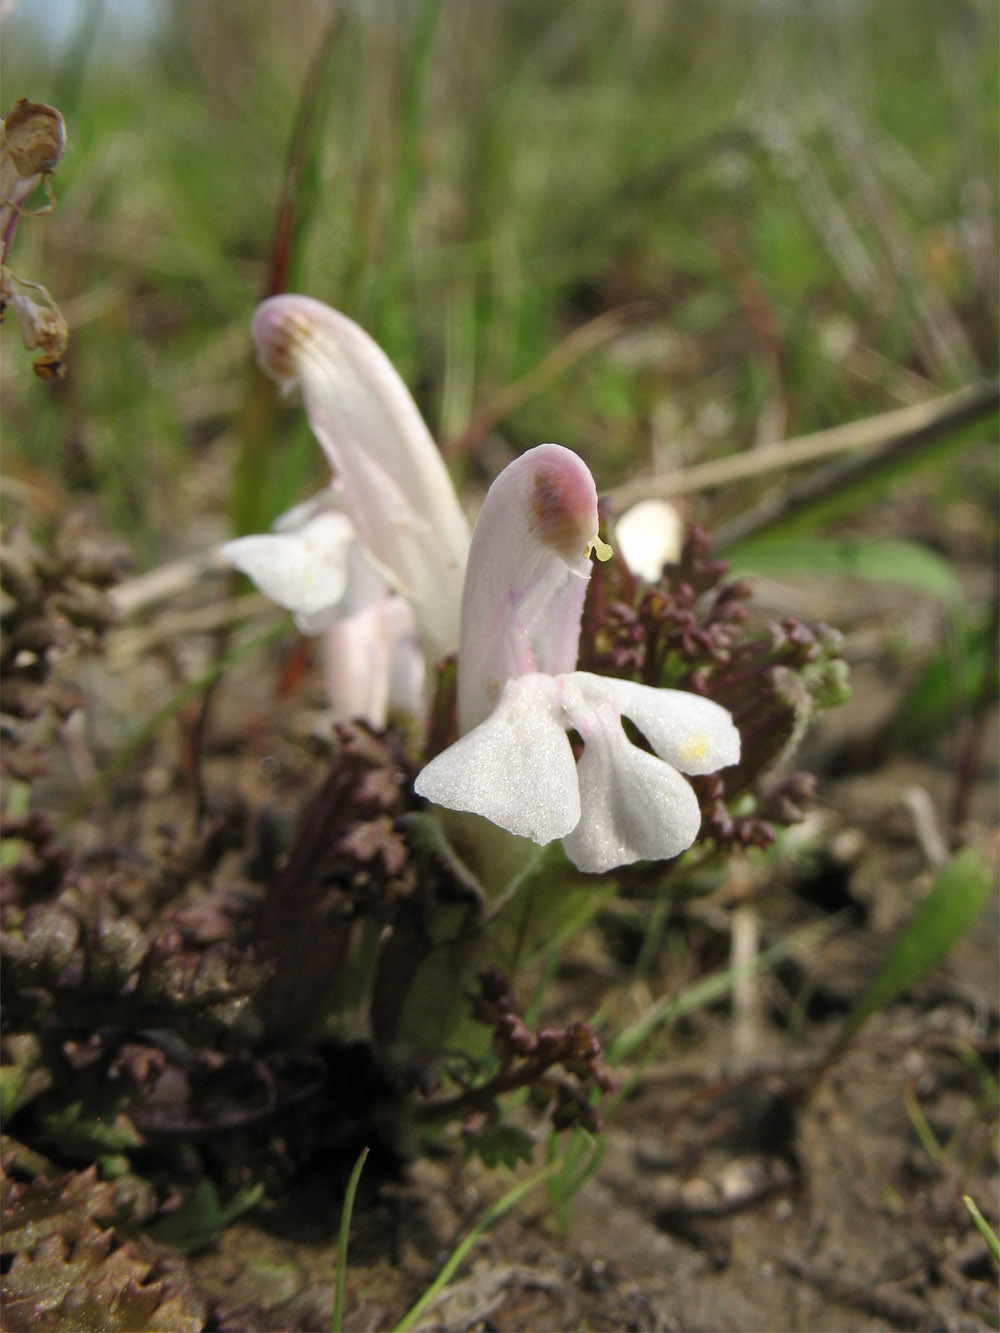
<box><xmin>0</xmin><ymin>516</ymin><xmax>130</xmax><ymax>780</ymax></box>
<box><xmin>0</xmin><ymin>804</ymin><xmax>273</xmax><ymax>1167</ymax></box>
<box><xmin>0</xmin><ymin>1152</ymin><xmax>205</xmax><ymax>1331</ymax></box>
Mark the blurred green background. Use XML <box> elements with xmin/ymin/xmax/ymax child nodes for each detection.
<box><xmin>2</xmin><ymin>0</ymin><xmax>997</xmax><ymax>563</ymax></box>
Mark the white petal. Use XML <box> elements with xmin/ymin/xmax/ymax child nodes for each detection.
<box><xmin>415</xmin><ymin>673</ymin><xmax>580</xmax><ymax>845</ymax></box>
<box><xmin>615</xmin><ymin>499</ymin><xmax>682</xmax><ymax>581</ymax></box>
<box><xmin>272</xmin><ymin>486</ymin><xmax>344</xmax><ymax>533</ymax></box>
<box><xmin>576</xmin><ymin>673</ymin><xmax>740</xmax><ymax>774</ymax></box>
<box><xmin>221</xmin><ymin>509</ymin><xmax>355</xmax><ymax>631</ymax></box>
<box><xmin>561</xmin><ymin>702</ymin><xmax>703</xmax><ymax>872</ymax></box>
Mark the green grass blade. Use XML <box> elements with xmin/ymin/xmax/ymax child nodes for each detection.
<box><xmin>545</xmin><ymin>1128</ymin><xmax>603</xmax><ymax>1231</ymax></box>
<box><xmin>607</xmin><ymin>913</ymin><xmax>844</xmax><ymax>1066</ymax></box>
<box><xmin>331</xmin><ymin>1146</ymin><xmax>369</xmax><ymax>1333</ymax></box>
<box><xmin>375</xmin><ymin>0</ymin><xmax>442</xmax><ymax>368</ymax></box>
<box><xmin>264</xmin><ymin>10</ymin><xmax>343</xmax><ymax>299</ymax></box>
<box><xmin>823</xmin><ymin>849</ymin><xmax>994</xmax><ymax>1071</ymax></box>
<box><xmin>730</xmin><ymin>537</ymin><xmax>963</xmax><ymax>605</ymax></box>
<box><xmin>389</xmin><ymin>1157</ymin><xmax>560</xmax><ymax>1333</ymax></box>
<box><xmin>230</xmin><ymin>12</ymin><xmax>343</xmax><ymax>538</ymax></box>
<box><xmin>964</xmin><ymin>1195</ymin><xmax>1000</xmax><ymax>1266</ymax></box>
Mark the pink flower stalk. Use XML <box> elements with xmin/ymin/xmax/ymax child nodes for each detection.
<box><xmin>415</xmin><ymin>444</ymin><xmax>741</xmax><ymax>873</ymax></box>
<box><xmin>322</xmin><ymin>594</ymin><xmax>424</xmax><ymax>726</ymax></box>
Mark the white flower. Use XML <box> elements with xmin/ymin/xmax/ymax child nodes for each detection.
<box><xmin>252</xmin><ymin>295</ymin><xmax>469</xmax><ymax>664</ymax></box>
<box><xmin>221</xmin><ymin>296</ymin><xmax>471</xmax><ymax>725</ymax></box>
<box><xmin>454</xmin><ymin>442</ymin><xmax>611</xmax><ymax>733</ymax></box>
<box><xmin>415</xmin><ymin>670</ymin><xmax>739</xmax><ymax>873</ymax></box>
<box><xmin>615</xmin><ymin>498</ymin><xmax>682</xmax><ymax>581</ymax></box>
<box><xmin>415</xmin><ymin>443</ymin><xmax>741</xmax><ymax>872</ymax></box>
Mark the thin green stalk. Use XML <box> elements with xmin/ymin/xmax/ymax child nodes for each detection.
<box><xmin>375</xmin><ymin>0</ymin><xmax>441</xmax><ymax>365</ymax></box>
<box><xmin>545</xmin><ymin>1128</ymin><xmax>603</xmax><ymax>1232</ymax></box>
<box><xmin>390</xmin><ymin>1157</ymin><xmax>561</xmax><ymax>1333</ymax></box>
<box><xmin>964</xmin><ymin>1195</ymin><xmax>1000</xmax><ymax>1266</ymax></box>
<box><xmin>903</xmin><ymin>1081</ymin><xmax>944</xmax><ymax>1166</ymax></box>
<box><xmin>607</xmin><ymin>913</ymin><xmax>844</xmax><ymax>1067</ymax></box>
<box><xmin>264</xmin><ymin>9</ymin><xmax>343</xmax><ymax>299</ymax></box>
<box><xmin>331</xmin><ymin>1146</ymin><xmax>369</xmax><ymax>1333</ymax></box>
<box><xmin>230</xmin><ymin>11</ymin><xmax>343</xmax><ymax>538</ymax></box>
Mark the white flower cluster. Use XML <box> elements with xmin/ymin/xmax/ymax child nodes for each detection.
<box><xmin>223</xmin><ymin>297</ymin><xmax>740</xmax><ymax>871</ymax></box>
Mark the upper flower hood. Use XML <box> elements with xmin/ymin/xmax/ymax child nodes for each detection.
<box><xmin>252</xmin><ymin>295</ymin><xmax>470</xmax><ymax>664</ymax></box>
<box><xmin>456</xmin><ymin>442</ymin><xmax>611</xmax><ymax>734</ymax></box>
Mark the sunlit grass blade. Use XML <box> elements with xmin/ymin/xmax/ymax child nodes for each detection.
<box><xmin>331</xmin><ymin>1146</ymin><xmax>369</xmax><ymax>1333</ymax></box>
<box><xmin>714</xmin><ymin>391</ymin><xmax>998</xmax><ymax>549</ymax></box>
<box><xmin>389</xmin><ymin>1157</ymin><xmax>561</xmax><ymax>1333</ymax></box>
<box><xmin>607</xmin><ymin>913</ymin><xmax>844</xmax><ymax>1066</ymax></box>
<box><xmin>730</xmin><ymin>537</ymin><xmax>963</xmax><ymax>605</ymax></box>
<box><xmin>817</xmin><ymin>848</ymin><xmax>994</xmax><ymax>1079</ymax></box>
<box><xmin>964</xmin><ymin>1195</ymin><xmax>1000</xmax><ymax>1266</ymax></box>
<box><xmin>230</xmin><ymin>12</ymin><xmax>343</xmax><ymax>538</ymax></box>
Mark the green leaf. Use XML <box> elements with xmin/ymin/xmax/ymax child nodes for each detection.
<box><xmin>464</xmin><ymin>1124</ymin><xmax>536</xmax><ymax>1170</ymax></box>
<box><xmin>0</xmin><ymin>1061</ymin><xmax>52</xmax><ymax>1122</ymax></box>
<box><xmin>828</xmin><ymin>849</ymin><xmax>994</xmax><ymax>1063</ymax></box>
<box><xmin>40</xmin><ymin>1101</ymin><xmax>144</xmax><ymax>1159</ymax></box>
<box><xmin>731</xmin><ymin>537</ymin><xmax>963</xmax><ymax>605</ymax></box>
<box><xmin>148</xmin><ymin>1178</ymin><xmax>263</xmax><ymax>1255</ymax></box>
<box><xmin>0</xmin><ymin>1167</ymin><xmax>118</xmax><ymax>1257</ymax></box>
